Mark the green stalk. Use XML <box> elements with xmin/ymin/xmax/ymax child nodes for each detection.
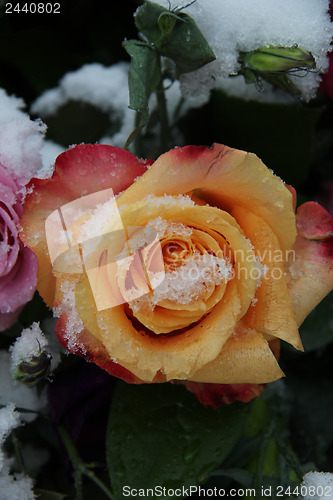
<box><xmin>155</xmin><ymin>56</ymin><xmax>171</xmax><ymax>153</ymax></box>
<box><xmin>11</xmin><ymin>430</ymin><xmax>25</xmax><ymax>473</ymax></box>
<box><xmin>58</xmin><ymin>424</ymin><xmax>114</xmax><ymax>500</ymax></box>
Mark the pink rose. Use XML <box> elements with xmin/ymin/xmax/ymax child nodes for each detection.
<box><xmin>0</xmin><ymin>165</ymin><xmax>38</xmax><ymax>330</ymax></box>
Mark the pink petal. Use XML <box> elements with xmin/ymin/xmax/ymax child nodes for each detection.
<box><xmin>286</xmin><ymin>202</ymin><xmax>333</xmax><ymax>326</ymax></box>
<box><xmin>0</xmin><ymin>245</ymin><xmax>37</xmax><ymax>313</ymax></box>
<box><xmin>0</xmin><ymin>306</ymin><xmax>23</xmax><ymax>332</ymax></box>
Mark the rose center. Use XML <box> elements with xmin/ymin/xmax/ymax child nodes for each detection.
<box><xmin>162</xmin><ymin>240</ymin><xmax>192</xmax><ymax>269</ymax></box>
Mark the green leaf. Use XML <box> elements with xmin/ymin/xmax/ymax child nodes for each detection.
<box><xmin>135</xmin><ymin>1</ymin><xmax>215</xmax><ymax>74</ymax></box>
<box><xmin>106</xmin><ymin>382</ymin><xmax>245</xmax><ymax>500</ymax></box>
<box><xmin>211</xmin><ymin>468</ymin><xmax>254</xmax><ymax>488</ymax></box>
<box><xmin>299</xmin><ymin>292</ymin><xmax>333</xmax><ymax>351</ymax></box>
<box><xmin>123</xmin><ymin>40</ymin><xmax>161</xmax><ymax>126</ymax></box>
<box><xmin>135</xmin><ymin>2</ymin><xmax>165</xmax><ymax>50</ymax></box>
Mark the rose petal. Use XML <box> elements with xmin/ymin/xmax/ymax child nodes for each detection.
<box><xmin>286</xmin><ymin>184</ymin><xmax>297</xmax><ymax>212</ymax></box>
<box><xmin>286</xmin><ymin>202</ymin><xmax>333</xmax><ymax>326</ymax></box>
<box><xmin>188</xmin><ymin>322</ymin><xmax>284</xmax><ymax>384</ymax></box>
<box><xmin>55</xmin><ymin>312</ymin><xmax>142</xmax><ymax>384</ymax></box>
<box><xmin>0</xmin><ymin>245</ymin><xmax>37</xmax><ymax>313</ymax></box>
<box><xmin>0</xmin><ymin>203</ymin><xmax>20</xmax><ymax>276</ymax></box>
<box><xmin>20</xmin><ymin>145</ymin><xmax>152</xmax><ymax>307</ymax></box>
<box><xmin>0</xmin><ymin>306</ymin><xmax>23</xmax><ymax>332</ymax></box>
<box><xmin>73</xmin><ymin>270</ymin><xmax>243</xmax><ymax>382</ymax></box>
<box><xmin>115</xmin><ymin>200</ymin><xmax>257</xmax><ymax>332</ymax></box>
<box><xmin>232</xmin><ymin>206</ymin><xmax>302</xmax><ymax>350</ymax></box>
<box><xmin>296</xmin><ymin>201</ymin><xmax>333</xmax><ymax>239</ymax></box>
<box><xmin>182</xmin><ymin>381</ymin><xmax>265</xmax><ymax>408</ymax></box>
<box><xmin>117</xmin><ymin>144</ymin><xmax>296</xmax><ymax>252</ymax></box>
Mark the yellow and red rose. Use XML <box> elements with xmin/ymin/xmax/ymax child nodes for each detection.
<box><xmin>20</xmin><ymin>144</ymin><xmax>333</xmax><ymax>407</ymax></box>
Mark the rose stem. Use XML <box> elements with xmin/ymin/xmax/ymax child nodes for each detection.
<box><xmin>57</xmin><ymin>424</ymin><xmax>114</xmax><ymax>500</ymax></box>
<box><xmin>156</xmin><ymin>56</ymin><xmax>171</xmax><ymax>154</ymax></box>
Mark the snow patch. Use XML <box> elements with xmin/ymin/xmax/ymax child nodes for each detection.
<box><xmin>153</xmin><ymin>0</ymin><xmax>333</xmax><ymax>100</ymax></box>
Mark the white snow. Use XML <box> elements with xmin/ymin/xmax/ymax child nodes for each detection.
<box><xmin>152</xmin><ymin>0</ymin><xmax>333</xmax><ymax>100</ymax></box>
<box><xmin>40</xmin><ymin>316</ymin><xmax>64</xmax><ymax>370</ymax></box>
<box><xmin>147</xmin><ymin>217</ymin><xmax>193</xmax><ymax>239</ymax></box>
<box><xmin>0</xmin><ymin>351</ymin><xmax>47</xmax><ymax>423</ymax></box>
<box><xmin>80</xmin><ymin>197</ymin><xmax>124</xmax><ymax>241</ymax></box>
<box><xmin>0</xmin><ymin>88</ymin><xmax>48</xmax><ymax>185</ymax></box>
<box><xmin>0</xmin><ymin>405</ymin><xmax>36</xmax><ymax>500</ymax></box>
<box><xmin>32</xmin><ymin>62</ymin><xmax>130</xmax><ymax>115</ymax></box>
<box><xmin>130</xmin><ymin>253</ymin><xmax>233</xmax><ymax>311</ymax></box>
<box><xmin>216</xmin><ymin>75</ymin><xmax>295</xmax><ymax>104</ymax></box>
<box><xmin>301</xmin><ymin>472</ymin><xmax>333</xmax><ymax>499</ymax></box>
<box><xmin>31</xmin><ymin>62</ymin><xmax>136</xmax><ymax>148</ymax></box>
<box><xmin>38</xmin><ymin>140</ymin><xmax>63</xmax><ymax>178</ymax></box>
<box><xmin>0</xmin><ymin>470</ymin><xmax>36</xmax><ymax>500</ymax></box>
<box><xmin>0</xmin><ymin>404</ymin><xmax>20</xmax><ymax>459</ymax></box>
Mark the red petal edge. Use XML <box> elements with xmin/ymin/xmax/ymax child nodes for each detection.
<box><xmin>181</xmin><ymin>381</ymin><xmax>265</xmax><ymax>409</ymax></box>
<box><xmin>26</xmin><ymin>144</ymin><xmax>153</xmax><ymax>205</ymax></box>
<box><xmin>55</xmin><ymin>312</ymin><xmax>143</xmax><ymax>384</ymax></box>
<box><xmin>296</xmin><ymin>201</ymin><xmax>333</xmax><ymax>240</ymax></box>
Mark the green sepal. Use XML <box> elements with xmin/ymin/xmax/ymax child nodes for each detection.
<box><xmin>122</xmin><ymin>40</ymin><xmax>161</xmax><ymax>127</ymax></box>
<box><xmin>239</xmin><ymin>45</ymin><xmax>316</xmax><ymax>97</ymax></box>
<box><xmin>158</xmin><ymin>11</ymin><xmax>184</xmax><ymax>37</ymax></box>
<box><xmin>135</xmin><ymin>1</ymin><xmax>216</xmax><ymax>75</ymax></box>
<box><xmin>13</xmin><ymin>351</ymin><xmax>51</xmax><ymax>388</ymax></box>
<box><xmin>240</xmin><ymin>45</ymin><xmax>315</xmax><ymax>73</ymax></box>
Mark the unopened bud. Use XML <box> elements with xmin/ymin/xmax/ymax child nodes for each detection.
<box><xmin>10</xmin><ymin>323</ymin><xmax>52</xmax><ymax>388</ymax></box>
<box><xmin>239</xmin><ymin>45</ymin><xmax>316</xmax><ymax>97</ymax></box>
<box><xmin>13</xmin><ymin>348</ymin><xmax>52</xmax><ymax>388</ymax></box>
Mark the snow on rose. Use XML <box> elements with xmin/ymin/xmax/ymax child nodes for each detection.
<box><xmin>19</xmin><ymin>144</ymin><xmax>333</xmax><ymax>406</ymax></box>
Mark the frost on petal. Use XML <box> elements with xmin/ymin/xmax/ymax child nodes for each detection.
<box><xmin>286</xmin><ymin>202</ymin><xmax>333</xmax><ymax>326</ymax></box>
<box><xmin>55</xmin><ymin>306</ymin><xmax>142</xmax><ymax>384</ymax></box>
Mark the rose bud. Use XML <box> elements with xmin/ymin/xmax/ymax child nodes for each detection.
<box><xmin>239</xmin><ymin>45</ymin><xmax>316</xmax><ymax>96</ymax></box>
<box><xmin>13</xmin><ymin>350</ymin><xmax>52</xmax><ymax>388</ymax></box>
<box><xmin>10</xmin><ymin>323</ymin><xmax>52</xmax><ymax>388</ymax></box>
